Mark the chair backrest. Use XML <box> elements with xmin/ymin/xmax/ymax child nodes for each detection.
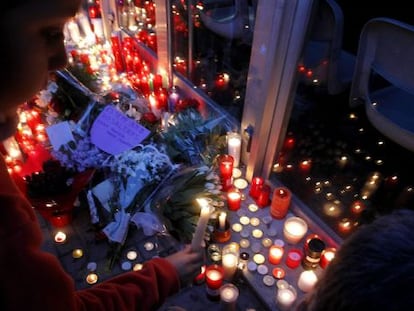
<box><xmin>350</xmin><ymin>17</ymin><xmax>414</xmax><ymax>106</ymax></box>
<box><xmin>299</xmin><ymin>0</ymin><xmax>355</xmax><ymax>94</ymax></box>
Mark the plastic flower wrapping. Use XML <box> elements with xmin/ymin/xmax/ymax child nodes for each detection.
<box><xmin>7</xmin><ymin>67</ymin><xmax>236</xmax><ymax>267</ymax></box>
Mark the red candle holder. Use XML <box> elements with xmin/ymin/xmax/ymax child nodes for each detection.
<box><xmin>227</xmin><ymin>189</ymin><xmax>242</xmax><ymax>211</ymax></box>
<box><xmin>218</xmin><ymin>154</ymin><xmax>234</xmax><ymax>180</ymax></box>
<box><xmin>320</xmin><ymin>247</ymin><xmax>337</xmax><ymax>269</ymax></box>
<box><xmin>205</xmin><ymin>264</ymin><xmax>224</xmax><ymax>300</ymax></box>
<box><xmin>256</xmin><ymin>184</ymin><xmax>271</xmax><ymax>207</ymax></box>
<box><xmin>268</xmin><ymin>245</ymin><xmax>284</xmax><ymax>265</ymax></box>
<box><xmin>249</xmin><ymin>176</ymin><xmax>264</xmax><ymax>198</ymax></box>
<box><xmin>270</xmin><ymin>187</ymin><xmax>292</xmax><ymax>219</ymax></box>
<box><xmin>212</xmin><ymin>220</ymin><xmax>231</xmax><ymax>243</ymax></box>
<box><xmin>285</xmin><ymin>249</ymin><xmax>303</xmax><ymax>269</ymax></box>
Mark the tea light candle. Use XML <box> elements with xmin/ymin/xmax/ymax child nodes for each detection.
<box><xmin>239</xmin><ymin>216</ymin><xmax>250</xmax><ymax>225</ymax></box>
<box><xmin>219</xmin><ymin>212</ymin><xmax>227</xmax><ymax>230</ymax></box>
<box><xmin>239</xmin><ymin>239</ymin><xmax>250</xmax><ymax>248</ymax></box>
<box><xmin>191</xmin><ymin>198</ymin><xmax>213</xmax><ymax>251</ymax></box>
<box><xmin>350</xmin><ymin>200</ymin><xmax>366</xmax><ymax>214</ymax></box>
<box><xmin>249</xmin><ymin>177</ymin><xmax>264</xmax><ymax>198</ymax></box>
<box><xmin>227</xmin><ymin>190</ymin><xmax>242</xmax><ymax>211</ymax></box>
<box><xmin>72</xmin><ymin>248</ymin><xmax>84</xmax><ymax>259</ymax></box>
<box><xmin>338</xmin><ymin>218</ymin><xmax>353</xmax><ymax>234</ymax></box>
<box><xmin>277</xmin><ymin>285</ymin><xmax>297</xmax><ymax>311</ymax></box>
<box><xmin>297</xmin><ymin>270</ymin><xmax>318</xmax><ymax>292</ymax></box>
<box><xmin>54</xmin><ymin>231</ymin><xmax>67</xmax><ymax>244</ymax></box>
<box><xmin>283</xmin><ymin>216</ymin><xmax>308</xmax><ymax>244</ymax></box>
<box><xmin>271</xmin><ymin>187</ymin><xmax>292</xmax><ymax>219</ymax></box>
<box><xmin>218</xmin><ymin>154</ymin><xmax>234</xmax><ymax>179</ymax></box>
<box><xmin>268</xmin><ymin>245</ymin><xmax>284</xmax><ymax>264</ymax></box>
<box><xmin>233</xmin><ymin>178</ymin><xmax>248</xmax><ymax>190</ymax></box>
<box><xmin>86</xmin><ymin>273</ymin><xmax>98</xmax><ymax>285</ymax></box>
<box><xmin>272</xmin><ymin>267</ymin><xmax>286</xmax><ymax>279</ymax></box>
<box><xmin>252</xmin><ymin>229</ymin><xmax>264</xmax><ymax>239</ymax></box>
<box><xmin>232</xmin><ymin>168</ymin><xmax>242</xmax><ymax>178</ymax></box>
<box><xmin>285</xmin><ymin>249</ymin><xmax>302</xmax><ymax>269</ymax></box>
<box><xmin>253</xmin><ymin>253</ymin><xmax>265</xmax><ymax>265</ymax></box>
<box><xmin>248</xmin><ymin>203</ymin><xmax>259</xmax><ymax>212</ymax></box>
<box><xmin>250</xmin><ymin>217</ymin><xmax>260</xmax><ymax>226</ymax></box>
<box><xmin>227</xmin><ymin>132</ymin><xmax>242</xmax><ymax>168</ymax></box>
<box><xmin>220</xmin><ymin>283</ymin><xmax>239</xmax><ymax>311</ymax></box>
<box><xmin>320</xmin><ymin>247</ymin><xmax>337</xmax><ymax>269</ymax></box>
<box><xmin>126</xmin><ymin>250</ymin><xmax>138</xmax><ymax>261</ymax></box>
<box><xmin>232</xmin><ymin>223</ymin><xmax>243</xmax><ymax>232</ymax></box>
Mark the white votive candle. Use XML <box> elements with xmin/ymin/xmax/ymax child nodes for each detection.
<box><xmin>277</xmin><ymin>285</ymin><xmax>297</xmax><ymax>311</ymax></box>
<box><xmin>54</xmin><ymin>231</ymin><xmax>67</xmax><ymax>244</ymax></box>
<box><xmin>283</xmin><ymin>216</ymin><xmax>308</xmax><ymax>244</ymax></box>
<box><xmin>227</xmin><ymin>132</ymin><xmax>242</xmax><ymax>167</ymax></box>
<box><xmin>220</xmin><ymin>283</ymin><xmax>239</xmax><ymax>311</ymax></box>
<box><xmin>297</xmin><ymin>270</ymin><xmax>318</xmax><ymax>292</ymax></box>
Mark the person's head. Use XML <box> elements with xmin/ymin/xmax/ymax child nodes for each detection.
<box><xmin>0</xmin><ymin>0</ymin><xmax>81</xmax><ymax>140</ymax></box>
<box><xmin>298</xmin><ymin>208</ymin><xmax>414</xmax><ymax>311</ymax></box>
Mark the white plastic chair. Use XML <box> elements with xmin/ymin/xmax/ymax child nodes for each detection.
<box><xmin>350</xmin><ymin>17</ymin><xmax>414</xmax><ymax>152</ymax></box>
<box><xmin>298</xmin><ymin>0</ymin><xmax>355</xmax><ymax>95</ymax></box>
<box><xmin>199</xmin><ymin>0</ymin><xmax>254</xmax><ymax>44</ymax></box>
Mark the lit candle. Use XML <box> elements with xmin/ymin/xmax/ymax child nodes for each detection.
<box><xmin>191</xmin><ymin>198</ymin><xmax>213</xmax><ymax>251</ymax></box>
<box><xmin>270</xmin><ymin>187</ymin><xmax>292</xmax><ymax>219</ymax></box>
<box><xmin>126</xmin><ymin>250</ymin><xmax>138</xmax><ymax>261</ymax></box>
<box><xmin>220</xmin><ymin>283</ymin><xmax>239</xmax><ymax>311</ymax></box>
<box><xmin>350</xmin><ymin>200</ymin><xmax>366</xmax><ymax>214</ymax></box>
<box><xmin>218</xmin><ymin>154</ymin><xmax>234</xmax><ymax>180</ymax></box>
<box><xmin>268</xmin><ymin>245</ymin><xmax>284</xmax><ymax>265</ymax></box>
<box><xmin>227</xmin><ymin>190</ymin><xmax>242</xmax><ymax>211</ymax></box>
<box><xmin>222</xmin><ymin>243</ymin><xmax>239</xmax><ymax>280</ymax></box>
<box><xmin>86</xmin><ymin>272</ymin><xmax>98</xmax><ymax>285</ymax></box>
<box><xmin>233</xmin><ymin>178</ymin><xmax>248</xmax><ymax>190</ymax></box>
<box><xmin>283</xmin><ymin>216</ymin><xmax>308</xmax><ymax>244</ymax></box>
<box><xmin>227</xmin><ymin>132</ymin><xmax>242</xmax><ymax>168</ymax></box>
<box><xmin>205</xmin><ymin>264</ymin><xmax>224</xmax><ymax>300</ymax></box>
<box><xmin>219</xmin><ymin>212</ymin><xmax>227</xmax><ymax>230</ymax></box>
<box><xmin>297</xmin><ymin>270</ymin><xmax>318</xmax><ymax>292</ymax></box>
<box><xmin>277</xmin><ymin>285</ymin><xmax>297</xmax><ymax>311</ymax></box>
<box><xmin>320</xmin><ymin>247</ymin><xmax>337</xmax><ymax>269</ymax></box>
<box><xmin>272</xmin><ymin>267</ymin><xmax>286</xmax><ymax>279</ymax></box>
<box><xmin>54</xmin><ymin>231</ymin><xmax>67</xmax><ymax>244</ymax></box>
<box><xmin>249</xmin><ymin>177</ymin><xmax>264</xmax><ymax>199</ymax></box>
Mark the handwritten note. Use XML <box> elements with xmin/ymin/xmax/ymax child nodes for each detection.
<box><xmin>90</xmin><ymin>105</ymin><xmax>150</xmax><ymax>155</ymax></box>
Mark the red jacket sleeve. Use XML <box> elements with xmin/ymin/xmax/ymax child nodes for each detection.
<box><xmin>0</xmin><ymin>158</ymin><xmax>180</xmax><ymax>311</ymax></box>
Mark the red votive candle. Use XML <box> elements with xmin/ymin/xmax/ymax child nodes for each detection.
<box><xmin>286</xmin><ymin>249</ymin><xmax>303</xmax><ymax>269</ymax></box>
<box><xmin>270</xmin><ymin>187</ymin><xmax>292</xmax><ymax>219</ymax></box>
<box><xmin>320</xmin><ymin>247</ymin><xmax>337</xmax><ymax>269</ymax></box>
<box><xmin>272</xmin><ymin>267</ymin><xmax>286</xmax><ymax>279</ymax></box>
<box><xmin>256</xmin><ymin>184</ymin><xmax>271</xmax><ymax>207</ymax></box>
<box><xmin>249</xmin><ymin>177</ymin><xmax>264</xmax><ymax>198</ymax></box>
<box><xmin>227</xmin><ymin>189</ymin><xmax>242</xmax><ymax>211</ymax></box>
<box><xmin>218</xmin><ymin>154</ymin><xmax>234</xmax><ymax>180</ymax></box>
<box><xmin>205</xmin><ymin>264</ymin><xmax>224</xmax><ymax>300</ymax></box>
<box><xmin>268</xmin><ymin>245</ymin><xmax>284</xmax><ymax>265</ymax></box>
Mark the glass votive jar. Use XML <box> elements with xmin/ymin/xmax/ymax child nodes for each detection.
<box><xmin>249</xmin><ymin>176</ymin><xmax>264</xmax><ymax>198</ymax></box>
<box><xmin>218</xmin><ymin>154</ymin><xmax>234</xmax><ymax>180</ymax></box>
<box><xmin>283</xmin><ymin>216</ymin><xmax>308</xmax><ymax>244</ymax></box>
<box><xmin>276</xmin><ymin>284</ymin><xmax>297</xmax><ymax>311</ymax></box>
<box><xmin>320</xmin><ymin>247</ymin><xmax>337</xmax><ymax>269</ymax></box>
<box><xmin>285</xmin><ymin>249</ymin><xmax>303</xmax><ymax>269</ymax></box>
<box><xmin>297</xmin><ymin>270</ymin><xmax>318</xmax><ymax>293</ymax></box>
<box><xmin>205</xmin><ymin>264</ymin><xmax>224</xmax><ymax>300</ymax></box>
<box><xmin>220</xmin><ymin>283</ymin><xmax>239</xmax><ymax>311</ymax></box>
<box><xmin>268</xmin><ymin>245</ymin><xmax>284</xmax><ymax>265</ymax></box>
<box><xmin>222</xmin><ymin>242</ymin><xmax>240</xmax><ymax>280</ymax></box>
<box><xmin>227</xmin><ymin>189</ymin><xmax>242</xmax><ymax>211</ymax></box>
<box><xmin>256</xmin><ymin>184</ymin><xmax>271</xmax><ymax>207</ymax></box>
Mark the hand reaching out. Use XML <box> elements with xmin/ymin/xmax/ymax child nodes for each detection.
<box><xmin>165</xmin><ymin>244</ymin><xmax>205</xmax><ymax>287</ymax></box>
